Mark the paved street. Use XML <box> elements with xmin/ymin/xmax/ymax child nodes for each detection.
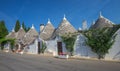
<box><xmin>0</xmin><ymin>51</ymin><xmax>120</xmax><ymax>71</ymax></box>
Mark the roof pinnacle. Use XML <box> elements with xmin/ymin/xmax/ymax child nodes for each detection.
<box><xmin>12</xmin><ymin>27</ymin><xmax>15</xmax><ymax>32</ymax></box>
<box><xmin>48</xmin><ymin>18</ymin><xmax>51</xmax><ymax>24</ymax></box>
<box><xmin>31</xmin><ymin>24</ymin><xmax>35</xmax><ymax>29</ymax></box>
<box><xmin>63</xmin><ymin>14</ymin><xmax>66</xmax><ymax>20</ymax></box>
<box><xmin>99</xmin><ymin>11</ymin><xmax>103</xmax><ymax>18</ymax></box>
<box><xmin>20</xmin><ymin>25</ymin><xmax>23</xmax><ymax>29</ymax></box>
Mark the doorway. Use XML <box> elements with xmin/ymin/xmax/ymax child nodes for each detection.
<box><xmin>38</xmin><ymin>42</ymin><xmax>41</xmax><ymax>54</ymax></box>
<box><xmin>57</xmin><ymin>42</ymin><xmax>63</xmax><ymax>55</ymax></box>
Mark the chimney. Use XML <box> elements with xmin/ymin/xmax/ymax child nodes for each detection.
<box><xmin>82</xmin><ymin>20</ymin><xmax>87</xmax><ymax>31</ymax></box>
<box><xmin>40</xmin><ymin>24</ymin><xmax>44</xmax><ymax>32</ymax></box>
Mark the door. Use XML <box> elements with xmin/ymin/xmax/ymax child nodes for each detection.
<box><xmin>57</xmin><ymin>42</ymin><xmax>63</xmax><ymax>55</ymax></box>
<box><xmin>38</xmin><ymin>42</ymin><xmax>41</xmax><ymax>54</ymax></box>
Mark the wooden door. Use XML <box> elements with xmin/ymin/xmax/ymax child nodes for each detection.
<box><xmin>57</xmin><ymin>42</ymin><xmax>63</xmax><ymax>55</ymax></box>
<box><xmin>38</xmin><ymin>42</ymin><xmax>41</xmax><ymax>54</ymax></box>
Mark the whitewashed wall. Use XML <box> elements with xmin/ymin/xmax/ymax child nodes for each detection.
<box><xmin>4</xmin><ymin>42</ymin><xmax>10</xmax><ymax>52</ymax></box>
<box><xmin>105</xmin><ymin>29</ymin><xmax>120</xmax><ymax>60</ymax></box>
<box><xmin>73</xmin><ymin>34</ymin><xmax>97</xmax><ymax>58</ymax></box>
<box><xmin>45</xmin><ymin>40</ymin><xmax>58</xmax><ymax>56</ymax></box>
<box><xmin>27</xmin><ymin>38</ymin><xmax>42</xmax><ymax>54</ymax></box>
<box><xmin>45</xmin><ymin>36</ymin><xmax>67</xmax><ymax>56</ymax></box>
<box><xmin>27</xmin><ymin>39</ymin><xmax>38</xmax><ymax>54</ymax></box>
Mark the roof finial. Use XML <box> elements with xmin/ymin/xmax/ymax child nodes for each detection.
<box><xmin>99</xmin><ymin>11</ymin><xmax>103</xmax><ymax>18</ymax></box>
<box><xmin>20</xmin><ymin>25</ymin><xmax>23</xmax><ymax>29</ymax></box>
<box><xmin>78</xmin><ymin>27</ymin><xmax>82</xmax><ymax>31</ymax></box>
<box><xmin>48</xmin><ymin>18</ymin><xmax>51</xmax><ymax>24</ymax></box>
<box><xmin>12</xmin><ymin>27</ymin><xmax>15</xmax><ymax>32</ymax></box>
<box><xmin>31</xmin><ymin>24</ymin><xmax>35</xmax><ymax>29</ymax></box>
<box><xmin>63</xmin><ymin>14</ymin><xmax>66</xmax><ymax>20</ymax></box>
<box><xmin>92</xmin><ymin>20</ymin><xmax>95</xmax><ymax>25</ymax></box>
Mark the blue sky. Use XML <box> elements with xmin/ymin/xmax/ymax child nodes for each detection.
<box><xmin>0</xmin><ymin>0</ymin><xmax>120</xmax><ymax>32</ymax></box>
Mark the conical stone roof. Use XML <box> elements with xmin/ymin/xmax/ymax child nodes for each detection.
<box><xmin>22</xmin><ymin>25</ymin><xmax>38</xmax><ymax>45</ymax></box>
<box><xmin>54</xmin><ymin>16</ymin><xmax>77</xmax><ymax>36</ymax></box>
<box><xmin>40</xmin><ymin>19</ymin><xmax>55</xmax><ymax>40</ymax></box>
<box><xmin>16</xmin><ymin>27</ymin><xmax>26</xmax><ymax>40</ymax></box>
<box><xmin>6</xmin><ymin>29</ymin><xmax>16</xmax><ymax>39</ymax></box>
<box><xmin>91</xmin><ymin>12</ymin><xmax>113</xmax><ymax>29</ymax></box>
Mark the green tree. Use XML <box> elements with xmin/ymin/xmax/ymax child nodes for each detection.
<box><xmin>0</xmin><ymin>38</ymin><xmax>15</xmax><ymax>50</ymax></box>
<box><xmin>40</xmin><ymin>41</ymin><xmax>47</xmax><ymax>53</ymax></box>
<box><xmin>14</xmin><ymin>20</ymin><xmax>20</xmax><ymax>32</ymax></box>
<box><xmin>84</xmin><ymin>28</ymin><xmax>115</xmax><ymax>59</ymax></box>
<box><xmin>61</xmin><ymin>33</ymin><xmax>77</xmax><ymax>56</ymax></box>
<box><xmin>22</xmin><ymin>22</ymin><xmax>27</xmax><ymax>32</ymax></box>
<box><xmin>26</xmin><ymin>27</ymin><xmax>30</xmax><ymax>32</ymax></box>
<box><xmin>22</xmin><ymin>22</ymin><xmax>25</xmax><ymax>30</ymax></box>
<box><xmin>22</xmin><ymin>22</ymin><xmax>30</xmax><ymax>32</ymax></box>
<box><xmin>0</xmin><ymin>20</ymin><xmax>8</xmax><ymax>49</ymax></box>
<box><xmin>0</xmin><ymin>20</ymin><xmax>8</xmax><ymax>38</ymax></box>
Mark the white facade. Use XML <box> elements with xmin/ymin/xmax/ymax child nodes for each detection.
<box><xmin>105</xmin><ymin>29</ymin><xmax>120</xmax><ymax>60</ymax></box>
<box><xmin>26</xmin><ymin>38</ymin><xmax>42</xmax><ymax>54</ymax></box>
<box><xmin>27</xmin><ymin>40</ymin><xmax>38</xmax><ymax>54</ymax></box>
<box><xmin>4</xmin><ymin>42</ymin><xmax>11</xmax><ymax>52</ymax></box>
<box><xmin>45</xmin><ymin>36</ymin><xmax>67</xmax><ymax>56</ymax></box>
<box><xmin>73</xmin><ymin>34</ymin><xmax>98</xmax><ymax>58</ymax></box>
